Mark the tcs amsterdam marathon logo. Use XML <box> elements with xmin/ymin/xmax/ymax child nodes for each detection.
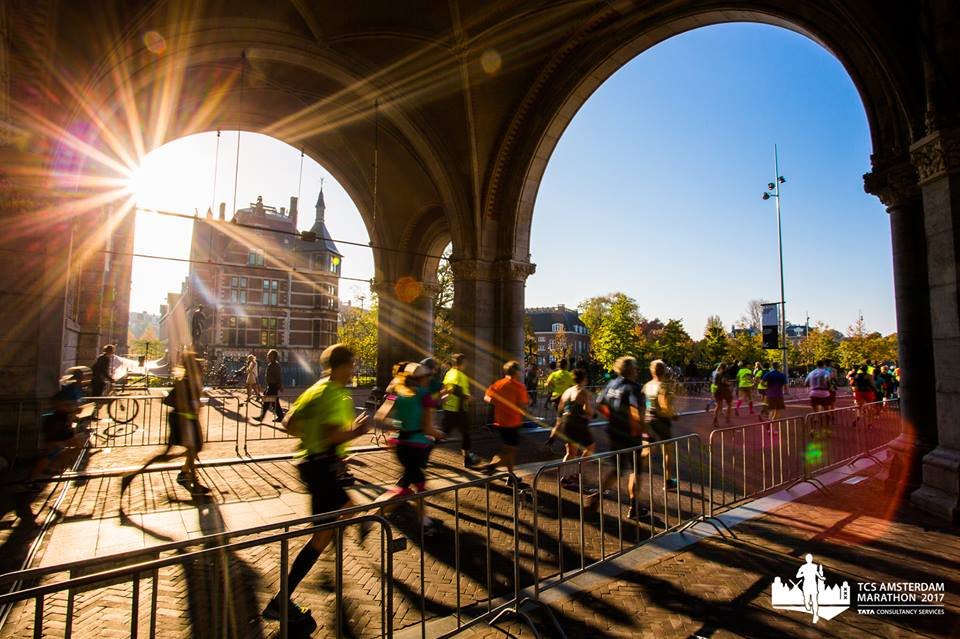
<box><xmin>771</xmin><ymin>554</ymin><xmax>850</xmax><ymax>623</ymax></box>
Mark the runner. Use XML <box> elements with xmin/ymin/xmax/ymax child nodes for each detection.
<box><xmin>481</xmin><ymin>360</ymin><xmax>529</xmax><ymax>486</ymax></box>
<box><xmin>853</xmin><ymin>364</ymin><xmax>878</xmax><ymax>406</ymax></box>
<box><xmin>545</xmin><ymin>358</ymin><xmax>574</xmax><ymax>415</ymax></box>
<box><xmin>589</xmin><ymin>356</ymin><xmax>648</xmax><ymax>519</ymax></box>
<box><xmin>120</xmin><ymin>351</ymin><xmax>209</xmax><ymax>496</ymax></box>
<box><xmin>27</xmin><ymin>367</ymin><xmax>91</xmax><ymax>488</ymax></box>
<box><xmin>711</xmin><ymin>363</ymin><xmax>733</xmax><ymax>427</ymax></box>
<box><xmin>642</xmin><ymin>360</ymin><xmax>677</xmax><ymax>489</ymax></box>
<box><xmin>261</xmin><ymin>344</ymin><xmax>372</xmax><ymax>624</ymax></box>
<box><xmin>761</xmin><ymin>362</ymin><xmax>788</xmax><ymax>420</ymax></box>
<box><xmin>754</xmin><ymin>361</ymin><xmax>769</xmax><ymax>418</ymax></box>
<box><xmin>805</xmin><ymin>360</ymin><xmax>832</xmax><ymax>413</ymax></box>
<box><xmin>734</xmin><ymin>361</ymin><xmax>755</xmax><ymax>416</ymax></box>
<box><xmin>369</xmin><ymin>361</ymin><xmax>444</xmax><ymax>535</ymax></box>
<box><xmin>549</xmin><ymin>368</ymin><xmax>596</xmax><ymax>490</ymax></box>
<box><xmin>441</xmin><ymin>353</ymin><xmax>480</xmax><ymax>468</ymax></box>
<box><xmin>824</xmin><ymin>358</ymin><xmax>838</xmax><ymax>409</ymax></box>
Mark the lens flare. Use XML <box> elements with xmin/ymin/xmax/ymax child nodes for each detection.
<box><xmin>143</xmin><ymin>31</ymin><xmax>167</xmax><ymax>55</ymax></box>
<box><xmin>394</xmin><ymin>276</ymin><xmax>423</xmax><ymax>303</ymax></box>
<box><xmin>480</xmin><ymin>49</ymin><xmax>502</xmax><ymax>75</ymax></box>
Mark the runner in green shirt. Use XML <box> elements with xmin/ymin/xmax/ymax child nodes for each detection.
<box><xmin>754</xmin><ymin>361</ymin><xmax>770</xmax><ymax>418</ymax></box>
<box><xmin>441</xmin><ymin>353</ymin><xmax>480</xmax><ymax>467</ymax></box>
<box><xmin>735</xmin><ymin>361</ymin><xmax>755</xmax><ymax>416</ymax></box>
<box><xmin>545</xmin><ymin>359</ymin><xmax>575</xmax><ymax>413</ymax></box>
<box><xmin>263</xmin><ymin>344</ymin><xmax>371</xmax><ymax>625</ymax></box>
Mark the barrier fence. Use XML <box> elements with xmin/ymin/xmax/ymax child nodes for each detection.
<box><xmin>0</xmin><ymin>400</ymin><xmax>900</xmax><ymax>637</ymax></box>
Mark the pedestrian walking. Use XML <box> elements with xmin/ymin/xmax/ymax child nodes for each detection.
<box><xmin>549</xmin><ymin>368</ymin><xmax>596</xmax><ymax>490</ymax></box>
<box><xmin>244</xmin><ymin>354</ymin><xmax>261</xmax><ymax>402</ymax></box>
<box><xmin>711</xmin><ymin>363</ymin><xmax>733</xmax><ymax>427</ymax></box>
<box><xmin>257</xmin><ymin>349</ymin><xmax>285</xmax><ymax>422</ymax></box>
<box><xmin>480</xmin><ymin>360</ymin><xmax>529</xmax><ymax>485</ymax></box>
<box><xmin>590</xmin><ymin>356</ymin><xmax>648</xmax><ymax>519</ymax></box>
<box><xmin>261</xmin><ymin>344</ymin><xmax>372</xmax><ymax>623</ymax></box>
<box><xmin>121</xmin><ymin>351</ymin><xmax>209</xmax><ymax>496</ymax></box>
<box><xmin>368</xmin><ymin>361</ymin><xmax>445</xmax><ymax>535</ymax></box>
<box><xmin>642</xmin><ymin>360</ymin><xmax>676</xmax><ymax>489</ymax></box>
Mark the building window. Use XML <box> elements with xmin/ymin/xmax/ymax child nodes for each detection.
<box><xmin>230</xmin><ymin>277</ymin><xmax>247</xmax><ymax>304</ymax></box>
<box><xmin>262</xmin><ymin>279</ymin><xmax>279</xmax><ymax>305</ymax></box>
<box><xmin>538</xmin><ymin>336</ymin><xmax>546</xmax><ymax>343</ymax></box>
<box><xmin>261</xmin><ymin>317</ymin><xmax>280</xmax><ymax>346</ymax></box>
<box><xmin>551</xmin><ymin>322</ymin><xmax>563</xmax><ymax>332</ymax></box>
<box><xmin>226</xmin><ymin>316</ymin><xmax>247</xmax><ymax>346</ymax></box>
<box><xmin>248</xmin><ymin>249</ymin><xmax>265</xmax><ymax>266</ymax></box>
<box><xmin>329</xmin><ymin>255</ymin><xmax>341</xmax><ymax>274</ymax></box>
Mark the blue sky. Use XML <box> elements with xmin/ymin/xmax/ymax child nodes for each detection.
<box><xmin>130</xmin><ymin>22</ymin><xmax>894</xmax><ymax>337</ymax></box>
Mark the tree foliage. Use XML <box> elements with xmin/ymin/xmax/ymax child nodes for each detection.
<box><xmin>836</xmin><ymin>317</ymin><xmax>897</xmax><ymax>368</ymax></box>
<box><xmin>432</xmin><ymin>247</ymin><xmax>454</xmax><ymax>363</ymax></box>
<box><xmin>338</xmin><ymin>303</ymin><xmax>378</xmax><ymax>372</ymax></box>
<box><xmin>592</xmin><ymin>293</ymin><xmax>643</xmax><ymax>369</ymax></box>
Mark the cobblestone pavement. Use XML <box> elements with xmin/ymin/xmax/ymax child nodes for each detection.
<box><xmin>0</xmin><ymin>390</ymin><xmax>867</xmax><ymax>637</ymax></box>
<box><xmin>465</xmin><ymin>472</ymin><xmax>960</xmax><ymax>638</ymax></box>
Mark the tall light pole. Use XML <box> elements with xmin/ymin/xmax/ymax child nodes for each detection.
<box><xmin>762</xmin><ymin>145</ymin><xmax>788</xmax><ymax>379</ymax></box>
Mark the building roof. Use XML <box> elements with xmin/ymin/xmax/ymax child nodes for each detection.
<box><xmin>526</xmin><ymin>306</ymin><xmax>587</xmax><ymax>333</ymax></box>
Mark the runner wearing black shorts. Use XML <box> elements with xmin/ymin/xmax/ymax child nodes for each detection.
<box><xmin>549</xmin><ymin>368</ymin><xmax>596</xmax><ymax>489</ymax></box>
<box><xmin>589</xmin><ymin>356</ymin><xmax>648</xmax><ymax>519</ymax></box>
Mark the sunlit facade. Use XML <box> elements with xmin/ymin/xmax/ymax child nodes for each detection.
<box><xmin>178</xmin><ymin>187</ymin><xmax>341</xmax><ymax>383</ymax></box>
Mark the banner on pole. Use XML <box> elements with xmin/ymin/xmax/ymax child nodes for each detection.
<box><xmin>762</xmin><ymin>303</ymin><xmax>780</xmax><ymax>349</ymax></box>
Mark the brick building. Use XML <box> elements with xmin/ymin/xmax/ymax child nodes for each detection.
<box><xmin>173</xmin><ymin>186</ymin><xmax>341</xmax><ymax>384</ymax></box>
<box><xmin>526</xmin><ymin>305</ymin><xmax>590</xmax><ymax>367</ymax></box>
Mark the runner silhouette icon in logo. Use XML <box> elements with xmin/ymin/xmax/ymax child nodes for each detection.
<box><xmin>771</xmin><ymin>553</ymin><xmax>850</xmax><ymax>623</ymax></box>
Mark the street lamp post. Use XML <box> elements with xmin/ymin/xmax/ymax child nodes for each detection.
<box><xmin>762</xmin><ymin>145</ymin><xmax>788</xmax><ymax>379</ymax></box>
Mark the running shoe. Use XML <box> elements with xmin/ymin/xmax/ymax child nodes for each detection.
<box><xmin>262</xmin><ymin>598</ymin><xmax>311</xmax><ymax>623</ymax></box>
<box><xmin>627</xmin><ymin>504</ymin><xmax>650</xmax><ymax>520</ymax></box>
<box><xmin>664</xmin><ymin>478</ymin><xmax>678</xmax><ymax>489</ymax></box>
<box><xmin>463</xmin><ymin>452</ymin><xmax>482</xmax><ymax>468</ymax></box>
<box><xmin>560</xmin><ymin>476</ymin><xmax>580</xmax><ymax>491</ymax></box>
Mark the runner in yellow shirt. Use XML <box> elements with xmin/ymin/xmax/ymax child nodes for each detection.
<box><xmin>735</xmin><ymin>361</ymin><xmax>755</xmax><ymax>416</ymax></box>
<box><xmin>441</xmin><ymin>353</ymin><xmax>480</xmax><ymax>468</ymax></box>
<box><xmin>545</xmin><ymin>359</ymin><xmax>575</xmax><ymax>414</ymax></box>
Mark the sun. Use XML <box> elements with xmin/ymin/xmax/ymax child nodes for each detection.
<box><xmin>125</xmin><ymin>163</ymin><xmax>149</xmax><ymax>205</ymax></box>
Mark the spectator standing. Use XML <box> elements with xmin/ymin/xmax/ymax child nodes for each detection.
<box><xmin>257</xmin><ymin>349</ymin><xmax>285</xmax><ymax>422</ymax></box>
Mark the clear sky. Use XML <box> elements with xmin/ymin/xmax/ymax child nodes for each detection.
<box><xmin>129</xmin><ymin>22</ymin><xmax>895</xmax><ymax>337</ymax></box>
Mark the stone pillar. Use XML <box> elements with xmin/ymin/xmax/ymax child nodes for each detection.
<box><xmin>373</xmin><ymin>279</ymin><xmax>435</xmax><ymax>387</ymax></box>
<box><xmin>864</xmin><ymin>159</ymin><xmax>938</xmax><ymax>486</ymax></box>
<box><xmin>495</xmin><ymin>258</ymin><xmax>536</xmax><ymax>365</ymax></box>
<box><xmin>450</xmin><ymin>259</ymin><xmax>497</xmax><ymax>406</ymax></box>
<box><xmin>909</xmin><ymin>127</ymin><xmax>960</xmax><ymax>522</ymax></box>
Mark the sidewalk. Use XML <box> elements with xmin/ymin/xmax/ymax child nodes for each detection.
<box><xmin>467</xmin><ymin>470</ymin><xmax>959</xmax><ymax>638</ymax></box>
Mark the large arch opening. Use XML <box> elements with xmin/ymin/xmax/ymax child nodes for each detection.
<box><xmin>123</xmin><ymin>130</ymin><xmax>374</xmax><ymax>384</ymax></box>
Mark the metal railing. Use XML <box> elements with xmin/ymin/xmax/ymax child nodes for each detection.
<box><xmin>529</xmin><ymin>434</ymin><xmax>705</xmax><ymax>599</ymax></box>
<box><xmin>0</xmin><ymin>471</ymin><xmax>522</xmax><ymax>638</ymax></box>
<box><xmin>707</xmin><ymin>416</ymin><xmax>806</xmax><ymax>516</ymax></box>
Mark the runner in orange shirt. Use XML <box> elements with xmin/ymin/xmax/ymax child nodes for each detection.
<box><xmin>481</xmin><ymin>360</ymin><xmax>529</xmax><ymax>486</ymax></box>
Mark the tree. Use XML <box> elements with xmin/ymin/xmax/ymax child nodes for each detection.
<box><xmin>432</xmin><ymin>248</ymin><xmax>454</xmax><ymax>363</ymax></box>
<box><xmin>592</xmin><ymin>293</ymin><xmax>643</xmax><ymax>369</ymax></box>
<box><xmin>648</xmin><ymin>319</ymin><xmax>693</xmax><ymax>365</ymax></box>
<box><xmin>837</xmin><ymin>317</ymin><xmax>898</xmax><ymax>369</ymax></box>
<box><xmin>737</xmin><ymin>299</ymin><xmax>768</xmax><ymax>332</ymax></box>
<box><xmin>129</xmin><ymin>326</ymin><xmax>166</xmax><ymax>359</ymax></box>
<box><xmin>794</xmin><ymin>322</ymin><xmax>840</xmax><ymax>368</ymax></box>
<box><xmin>699</xmin><ymin>315</ymin><xmax>728</xmax><ymax>366</ymax></box>
<box><xmin>524</xmin><ymin>315</ymin><xmax>537</xmax><ymax>363</ymax></box>
<box><xmin>550</xmin><ymin>324</ymin><xmax>569</xmax><ymax>363</ymax></box>
<box><xmin>338</xmin><ymin>303</ymin><xmax>378</xmax><ymax>373</ymax></box>
<box><xmin>578</xmin><ymin>294</ymin><xmax>615</xmax><ymax>338</ymax></box>
<box><xmin>727</xmin><ymin>330</ymin><xmax>765</xmax><ymax>365</ymax></box>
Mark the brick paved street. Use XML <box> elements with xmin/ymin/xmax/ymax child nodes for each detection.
<box><xmin>0</xmin><ymin>389</ymin><xmax>884</xmax><ymax>638</ymax></box>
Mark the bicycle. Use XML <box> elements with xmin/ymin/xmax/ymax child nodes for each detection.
<box><xmin>93</xmin><ymin>381</ymin><xmax>142</xmax><ymax>425</ymax></box>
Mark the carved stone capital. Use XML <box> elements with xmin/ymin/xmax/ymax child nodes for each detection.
<box><xmin>863</xmin><ymin>160</ymin><xmax>920</xmax><ymax>209</ymax></box>
<box><xmin>495</xmin><ymin>258</ymin><xmax>536</xmax><ymax>282</ymax></box>
<box><xmin>449</xmin><ymin>258</ymin><xmax>495</xmax><ymax>281</ymax></box>
<box><xmin>910</xmin><ymin>127</ymin><xmax>960</xmax><ymax>185</ymax></box>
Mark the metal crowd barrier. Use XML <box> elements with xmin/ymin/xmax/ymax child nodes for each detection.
<box><xmin>707</xmin><ymin>415</ymin><xmax>806</xmax><ymax>516</ymax></box>
<box><xmin>529</xmin><ymin>434</ymin><xmax>705</xmax><ymax>599</ymax></box>
<box><xmin>0</xmin><ymin>514</ymin><xmax>394</xmax><ymax>638</ymax></box>
<box><xmin>0</xmin><ymin>471</ymin><xmax>522</xmax><ymax>638</ymax></box>
<box><xmin>802</xmin><ymin>399</ymin><xmax>901</xmax><ymax>480</ymax></box>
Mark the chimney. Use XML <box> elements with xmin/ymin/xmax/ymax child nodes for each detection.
<box><xmin>218</xmin><ymin>202</ymin><xmax>226</xmax><ymax>221</ymax></box>
<box><xmin>289</xmin><ymin>196</ymin><xmax>299</xmax><ymax>228</ymax></box>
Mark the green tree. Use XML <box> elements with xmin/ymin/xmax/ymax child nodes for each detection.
<box><xmin>650</xmin><ymin>319</ymin><xmax>694</xmax><ymax>365</ymax></box>
<box><xmin>524</xmin><ymin>315</ymin><xmax>537</xmax><ymax>363</ymax></box>
<box><xmin>794</xmin><ymin>322</ymin><xmax>840</xmax><ymax>368</ymax></box>
<box><xmin>578</xmin><ymin>294</ymin><xmax>615</xmax><ymax>338</ymax></box>
<box><xmin>130</xmin><ymin>326</ymin><xmax>166</xmax><ymax>359</ymax></box>
<box><xmin>338</xmin><ymin>303</ymin><xmax>378</xmax><ymax>373</ymax></box>
<box><xmin>432</xmin><ymin>248</ymin><xmax>454</xmax><ymax>363</ymax></box>
<box><xmin>550</xmin><ymin>324</ymin><xmax>569</xmax><ymax>363</ymax></box>
<box><xmin>727</xmin><ymin>330</ymin><xmax>765</xmax><ymax>365</ymax></box>
<box><xmin>698</xmin><ymin>315</ymin><xmax>728</xmax><ymax>366</ymax></box>
<box><xmin>592</xmin><ymin>293</ymin><xmax>643</xmax><ymax>369</ymax></box>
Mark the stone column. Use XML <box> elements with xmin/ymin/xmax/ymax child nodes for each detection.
<box><xmin>450</xmin><ymin>259</ymin><xmax>497</xmax><ymax>420</ymax></box>
<box><xmin>373</xmin><ymin>279</ymin><xmax>435</xmax><ymax>387</ymax></box>
<box><xmin>495</xmin><ymin>258</ymin><xmax>536</xmax><ymax>365</ymax></box>
<box><xmin>909</xmin><ymin>127</ymin><xmax>960</xmax><ymax>522</ymax></box>
<box><xmin>864</xmin><ymin>159</ymin><xmax>938</xmax><ymax>484</ymax></box>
